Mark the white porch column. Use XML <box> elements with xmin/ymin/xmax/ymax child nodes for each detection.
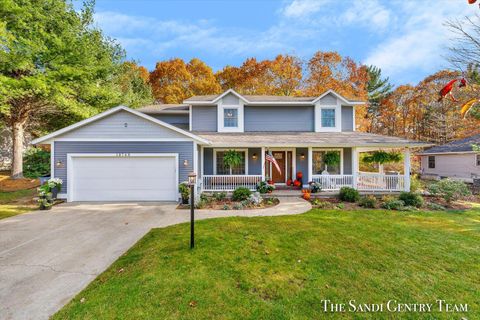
<box><xmin>261</xmin><ymin>147</ymin><xmax>265</xmax><ymax>180</ymax></box>
<box><xmin>352</xmin><ymin>147</ymin><xmax>359</xmax><ymax>188</ymax></box>
<box><xmin>404</xmin><ymin>147</ymin><xmax>411</xmax><ymax>191</ymax></box>
<box><xmin>308</xmin><ymin>147</ymin><xmax>313</xmax><ymax>184</ymax></box>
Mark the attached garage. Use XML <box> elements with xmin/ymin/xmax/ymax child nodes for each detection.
<box><xmin>68</xmin><ymin>154</ymin><xmax>178</xmax><ymax>202</ymax></box>
<box><xmin>31</xmin><ymin>106</ymin><xmax>209</xmax><ymax>202</ymax></box>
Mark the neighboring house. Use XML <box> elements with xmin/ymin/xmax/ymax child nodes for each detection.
<box><xmin>418</xmin><ymin>134</ymin><xmax>480</xmax><ymax>183</ymax></box>
<box><xmin>32</xmin><ymin>89</ymin><xmax>427</xmax><ymax>202</ymax></box>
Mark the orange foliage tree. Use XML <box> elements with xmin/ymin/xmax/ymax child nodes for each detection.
<box><xmin>149</xmin><ymin>58</ymin><xmax>221</xmax><ymax>103</ymax></box>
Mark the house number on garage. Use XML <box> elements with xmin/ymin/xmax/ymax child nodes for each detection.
<box><xmin>116</xmin><ymin>153</ymin><xmax>131</xmax><ymax>157</ymax></box>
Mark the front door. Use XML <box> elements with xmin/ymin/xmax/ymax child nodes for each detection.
<box><xmin>271</xmin><ymin>151</ymin><xmax>286</xmax><ymax>183</ymax></box>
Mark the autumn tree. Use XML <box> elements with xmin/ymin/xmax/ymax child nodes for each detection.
<box><xmin>149</xmin><ymin>58</ymin><xmax>220</xmax><ymax>103</ymax></box>
<box><xmin>0</xmin><ymin>0</ymin><xmax>134</xmax><ymax>179</ymax></box>
<box><xmin>216</xmin><ymin>55</ymin><xmax>303</xmax><ymax>96</ymax></box>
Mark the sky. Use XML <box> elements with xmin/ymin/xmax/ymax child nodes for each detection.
<box><xmin>87</xmin><ymin>0</ymin><xmax>477</xmax><ymax>86</ymax></box>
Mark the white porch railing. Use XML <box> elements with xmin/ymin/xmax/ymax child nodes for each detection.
<box><xmin>202</xmin><ymin>175</ymin><xmax>262</xmax><ymax>191</ymax></box>
<box><xmin>312</xmin><ymin>175</ymin><xmax>354</xmax><ymax>191</ymax></box>
<box><xmin>312</xmin><ymin>173</ymin><xmax>405</xmax><ymax>192</ymax></box>
<box><xmin>357</xmin><ymin>173</ymin><xmax>405</xmax><ymax>192</ymax></box>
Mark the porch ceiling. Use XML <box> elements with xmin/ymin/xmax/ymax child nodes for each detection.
<box><xmin>194</xmin><ymin>131</ymin><xmax>431</xmax><ymax>148</ymax></box>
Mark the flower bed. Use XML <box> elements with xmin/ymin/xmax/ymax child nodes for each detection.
<box><xmin>177</xmin><ymin>191</ymin><xmax>279</xmax><ymax>210</ymax></box>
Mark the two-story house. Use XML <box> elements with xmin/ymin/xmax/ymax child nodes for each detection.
<box><xmin>32</xmin><ymin>89</ymin><xmax>426</xmax><ymax>202</ymax></box>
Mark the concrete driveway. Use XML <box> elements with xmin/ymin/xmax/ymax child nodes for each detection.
<box><xmin>0</xmin><ymin>202</ymin><xmax>180</xmax><ymax>320</ymax></box>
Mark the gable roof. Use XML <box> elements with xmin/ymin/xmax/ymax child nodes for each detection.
<box><xmin>418</xmin><ymin>134</ymin><xmax>480</xmax><ymax>155</ymax></box>
<box><xmin>184</xmin><ymin>89</ymin><xmax>365</xmax><ymax>105</ymax></box>
<box><xmin>31</xmin><ymin>105</ymin><xmax>209</xmax><ymax>145</ymax></box>
<box><xmin>138</xmin><ymin>104</ymin><xmax>189</xmax><ymax>114</ymax></box>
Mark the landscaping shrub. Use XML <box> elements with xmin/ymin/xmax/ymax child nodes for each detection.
<box><xmin>222</xmin><ymin>204</ymin><xmax>230</xmax><ymax>210</ymax></box>
<box><xmin>309</xmin><ymin>181</ymin><xmax>322</xmax><ymax>193</ymax></box>
<box><xmin>311</xmin><ymin>199</ymin><xmax>334</xmax><ymax>209</ymax></box>
<box><xmin>381</xmin><ymin>198</ymin><xmax>405</xmax><ymax>210</ymax></box>
<box><xmin>232</xmin><ymin>187</ymin><xmax>252</xmax><ymax>201</ymax></box>
<box><xmin>358</xmin><ymin>195</ymin><xmax>377</xmax><ymax>208</ymax></box>
<box><xmin>256</xmin><ymin>181</ymin><xmax>275</xmax><ymax>194</ymax></box>
<box><xmin>399</xmin><ymin>192</ymin><xmax>424</xmax><ymax>208</ymax></box>
<box><xmin>179</xmin><ymin>183</ymin><xmax>190</xmax><ymax>204</ymax></box>
<box><xmin>213</xmin><ymin>191</ymin><xmax>227</xmax><ymax>201</ymax></box>
<box><xmin>410</xmin><ymin>175</ymin><xmax>423</xmax><ymax>193</ymax></box>
<box><xmin>247</xmin><ymin>192</ymin><xmax>263</xmax><ymax>206</ymax></box>
<box><xmin>427</xmin><ymin>179</ymin><xmax>471</xmax><ymax>203</ymax></box>
<box><xmin>427</xmin><ymin>202</ymin><xmax>446</xmax><ymax>211</ymax></box>
<box><xmin>233</xmin><ymin>203</ymin><xmax>244</xmax><ymax>210</ymax></box>
<box><xmin>339</xmin><ymin>187</ymin><xmax>360</xmax><ymax>202</ymax></box>
<box><xmin>23</xmin><ymin>147</ymin><xmax>50</xmax><ymax>178</ymax></box>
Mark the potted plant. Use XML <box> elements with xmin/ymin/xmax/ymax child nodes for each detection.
<box><xmin>362</xmin><ymin>151</ymin><xmax>402</xmax><ymax>173</ymax></box>
<box><xmin>223</xmin><ymin>150</ymin><xmax>243</xmax><ymax>175</ymax></box>
<box><xmin>179</xmin><ymin>182</ymin><xmax>190</xmax><ymax>204</ymax></box>
<box><xmin>323</xmin><ymin>151</ymin><xmax>341</xmax><ymax>174</ymax></box>
<box><xmin>37</xmin><ymin>184</ymin><xmax>54</xmax><ymax>210</ymax></box>
<box><xmin>47</xmin><ymin>178</ymin><xmax>63</xmax><ymax>199</ymax></box>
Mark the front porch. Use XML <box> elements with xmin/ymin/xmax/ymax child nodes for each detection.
<box><xmin>199</xmin><ymin>146</ymin><xmax>411</xmax><ymax>193</ymax></box>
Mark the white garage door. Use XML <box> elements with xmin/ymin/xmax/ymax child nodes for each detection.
<box><xmin>70</xmin><ymin>155</ymin><xmax>177</xmax><ymax>202</ymax></box>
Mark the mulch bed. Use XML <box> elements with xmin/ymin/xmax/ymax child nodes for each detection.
<box><xmin>177</xmin><ymin>198</ymin><xmax>279</xmax><ymax>210</ymax></box>
<box><xmin>0</xmin><ymin>171</ymin><xmax>40</xmax><ymax>192</ymax></box>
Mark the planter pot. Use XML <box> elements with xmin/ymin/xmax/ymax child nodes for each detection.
<box><xmin>51</xmin><ymin>186</ymin><xmax>62</xmax><ymax>199</ymax></box>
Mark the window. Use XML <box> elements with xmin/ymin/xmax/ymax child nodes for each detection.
<box><xmin>312</xmin><ymin>150</ymin><xmax>341</xmax><ymax>174</ymax></box>
<box><xmin>321</xmin><ymin>108</ymin><xmax>335</xmax><ymax>127</ymax></box>
<box><xmin>215</xmin><ymin>150</ymin><xmax>246</xmax><ymax>175</ymax></box>
<box><xmin>223</xmin><ymin>108</ymin><xmax>238</xmax><ymax>127</ymax></box>
<box><xmin>476</xmin><ymin>154</ymin><xmax>480</xmax><ymax>166</ymax></box>
<box><xmin>428</xmin><ymin>156</ymin><xmax>435</xmax><ymax>169</ymax></box>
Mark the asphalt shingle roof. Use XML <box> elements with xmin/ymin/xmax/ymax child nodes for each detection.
<box><xmin>194</xmin><ymin>131</ymin><xmax>429</xmax><ymax>147</ymax></box>
<box><xmin>137</xmin><ymin>104</ymin><xmax>189</xmax><ymax>114</ymax></box>
<box><xmin>419</xmin><ymin>134</ymin><xmax>480</xmax><ymax>154</ymax></box>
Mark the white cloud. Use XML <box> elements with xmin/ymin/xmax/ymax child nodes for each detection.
<box><xmin>341</xmin><ymin>0</ymin><xmax>392</xmax><ymax>31</ymax></box>
<box><xmin>281</xmin><ymin>0</ymin><xmax>328</xmax><ymax>18</ymax></box>
<box><xmin>364</xmin><ymin>2</ymin><xmax>474</xmax><ymax>83</ymax></box>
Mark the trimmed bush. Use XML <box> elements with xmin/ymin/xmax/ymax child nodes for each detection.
<box><xmin>381</xmin><ymin>198</ymin><xmax>405</xmax><ymax>210</ymax></box>
<box><xmin>309</xmin><ymin>182</ymin><xmax>322</xmax><ymax>193</ymax></box>
<box><xmin>339</xmin><ymin>187</ymin><xmax>360</xmax><ymax>202</ymax></box>
<box><xmin>23</xmin><ymin>147</ymin><xmax>50</xmax><ymax>178</ymax></box>
<box><xmin>213</xmin><ymin>191</ymin><xmax>227</xmax><ymax>201</ymax></box>
<box><xmin>232</xmin><ymin>187</ymin><xmax>252</xmax><ymax>201</ymax></box>
<box><xmin>179</xmin><ymin>183</ymin><xmax>190</xmax><ymax>204</ymax></box>
<box><xmin>256</xmin><ymin>181</ymin><xmax>275</xmax><ymax>194</ymax></box>
<box><xmin>399</xmin><ymin>192</ymin><xmax>424</xmax><ymax>208</ymax></box>
<box><xmin>359</xmin><ymin>195</ymin><xmax>377</xmax><ymax>208</ymax></box>
<box><xmin>427</xmin><ymin>179</ymin><xmax>471</xmax><ymax>203</ymax></box>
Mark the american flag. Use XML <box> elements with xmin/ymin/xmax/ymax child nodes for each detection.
<box><xmin>266</xmin><ymin>151</ymin><xmax>281</xmax><ymax>174</ymax></box>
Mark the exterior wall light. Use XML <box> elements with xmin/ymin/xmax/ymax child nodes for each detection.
<box><xmin>55</xmin><ymin>160</ymin><xmax>64</xmax><ymax>168</ymax></box>
<box><xmin>183</xmin><ymin>159</ymin><xmax>189</xmax><ymax>166</ymax></box>
<box><xmin>300</xmin><ymin>153</ymin><xmax>305</xmax><ymax>160</ymax></box>
<box><xmin>252</xmin><ymin>153</ymin><xmax>257</xmax><ymax>160</ymax></box>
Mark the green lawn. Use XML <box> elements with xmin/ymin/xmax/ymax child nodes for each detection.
<box><xmin>0</xmin><ymin>189</ymin><xmax>37</xmax><ymax>220</ymax></box>
<box><xmin>53</xmin><ymin>207</ymin><xmax>480</xmax><ymax>320</ymax></box>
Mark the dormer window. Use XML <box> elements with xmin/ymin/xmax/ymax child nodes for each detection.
<box><xmin>224</xmin><ymin>108</ymin><xmax>238</xmax><ymax>127</ymax></box>
<box><xmin>321</xmin><ymin>109</ymin><xmax>336</xmax><ymax>127</ymax></box>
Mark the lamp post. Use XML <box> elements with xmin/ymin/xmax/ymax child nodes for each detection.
<box><xmin>188</xmin><ymin>172</ymin><xmax>197</xmax><ymax>249</ymax></box>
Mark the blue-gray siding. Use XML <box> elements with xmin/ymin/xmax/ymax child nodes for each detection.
<box><xmin>343</xmin><ymin>148</ymin><xmax>352</xmax><ymax>174</ymax></box>
<box><xmin>296</xmin><ymin>148</ymin><xmax>308</xmax><ymax>184</ymax></box>
<box><xmin>222</xmin><ymin>94</ymin><xmax>239</xmax><ymax>105</ymax></box>
<box><xmin>248</xmin><ymin>148</ymin><xmax>262</xmax><ymax>175</ymax></box>
<box><xmin>341</xmin><ymin>106</ymin><xmax>354</xmax><ymax>132</ymax></box>
<box><xmin>151</xmin><ymin>114</ymin><xmax>189</xmax><ymax>130</ymax></box>
<box><xmin>54</xmin><ymin>141</ymin><xmax>194</xmax><ymax>194</ymax></box>
<box><xmin>245</xmin><ymin>106</ymin><xmax>314</xmax><ymax>132</ymax></box>
<box><xmin>203</xmin><ymin>148</ymin><xmax>261</xmax><ymax>175</ymax></box>
<box><xmin>192</xmin><ymin>106</ymin><xmax>217</xmax><ymax>131</ymax></box>
<box><xmin>318</xmin><ymin>93</ymin><xmax>337</xmax><ymax>105</ymax></box>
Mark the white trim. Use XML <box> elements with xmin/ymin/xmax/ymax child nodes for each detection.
<box><xmin>261</xmin><ymin>147</ymin><xmax>265</xmax><ymax>180</ymax></box>
<box><xmin>217</xmin><ymin>99</ymin><xmax>244</xmax><ymax>133</ymax></box>
<box><xmin>211</xmin><ymin>88</ymin><xmax>249</xmax><ymax>104</ymax></box>
<box><xmin>476</xmin><ymin>154</ymin><xmax>480</xmax><ymax>167</ymax></box>
<box><xmin>314</xmin><ymin>98</ymin><xmax>342</xmax><ymax>133</ymax></box>
<box><xmin>352</xmin><ymin>147</ymin><xmax>358</xmax><ymax>188</ymax></box>
<box><xmin>311</xmin><ymin>148</ymin><xmax>344</xmax><ymax>175</ymax></box>
<box><xmin>57</xmin><ymin>193</ymin><xmax>67</xmax><ymax>199</ymax></box>
<box><xmin>200</xmin><ymin>146</ymin><xmax>204</xmax><ymax>177</ymax></box>
<box><xmin>264</xmin><ymin>147</ymin><xmax>296</xmax><ymax>183</ymax></box>
<box><xmin>213</xmin><ymin>148</ymin><xmax>248</xmax><ymax>175</ymax></box>
<box><xmin>31</xmin><ymin>105</ymin><xmax>210</xmax><ymax>145</ymax></box>
<box><xmin>417</xmin><ymin>151</ymin><xmax>477</xmax><ymax>156</ymax></box>
<box><xmin>193</xmin><ymin>143</ymin><xmax>198</xmax><ymax>176</ymax></box>
<box><xmin>50</xmin><ymin>141</ymin><xmax>54</xmax><ymax>179</ymax></box>
<box><xmin>352</xmin><ymin>106</ymin><xmax>356</xmax><ymax>131</ymax></box>
<box><xmin>308</xmin><ymin>147</ymin><xmax>313</xmax><ymax>183</ymax></box>
<box><xmin>66</xmin><ymin>153</ymin><xmax>179</xmax><ymax>202</ymax></box>
<box><xmin>186</xmin><ymin>89</ymin><xmax>365</xmax><ymax>106</ymax></box>
<box><xmin>51</xmin><ymin>138</ymin><xmax>195</xmax><ymax>142</ymax></box>
<box><xmin>311</xmin><ymin>89</ymin><xmax>364</xmax><ymax>105</ymax></box>
<box><xmin>189</xmin><ymin>104</ymin><xmax>192</xmax><ymax>131</ymax></box>
<box><xmin>404</xmin><ymin>148</ymin><xmax>411</xmax><ymax>191</ymax></box>
<box><xmin>207</xmin><ymin>143</ymin><xmax>428</xmax><ymax>148</ymax></box>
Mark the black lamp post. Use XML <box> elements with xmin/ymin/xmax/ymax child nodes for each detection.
<box><xmin>188</xmin><ymin>172</ymin><xmax>197</xmax><ymax>249</ymax></box>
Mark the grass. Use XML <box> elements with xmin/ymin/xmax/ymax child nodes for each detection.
<box><xmin>0</xmin><ymin>189</ymin><xmax>36</xmax><ymax>219</ymax></box>
<box><xmin>53</xmin><ymin>207</ymin><xmax>480</xmax><ymax>320</ymax></box>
